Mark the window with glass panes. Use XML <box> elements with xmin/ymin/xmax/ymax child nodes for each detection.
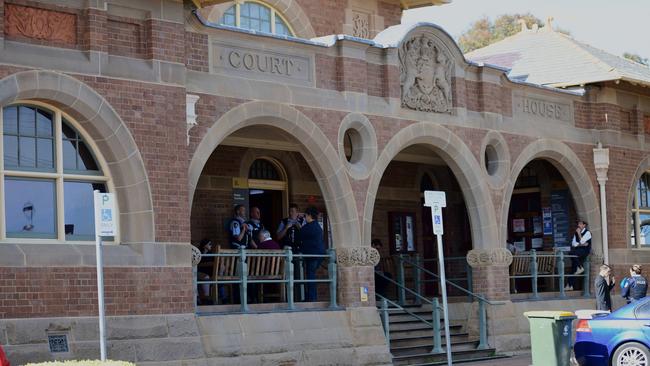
<box><xmin>1</xmin><ymin>104</ymin><xmax>111</xmax><ymax>241</ymax></box>
<box><xmin>219</xmin><ymin>1</ymin><xmax>294</xmax><ymax>36</ymax></box>
<box><xmin>631</xmin><ymin>172</ymin><xmax>650</xmax><ymax>247</ymax></box>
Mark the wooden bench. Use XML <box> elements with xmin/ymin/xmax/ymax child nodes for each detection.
<box><xmin>210</xmin><ymin>247</ymin><xmax>286</xmax><ymax>303</ymax></box>
<box><xmin>510</xmin><ymin>252</ymin><xmax>556</xmax><ymax>293</ymax></box>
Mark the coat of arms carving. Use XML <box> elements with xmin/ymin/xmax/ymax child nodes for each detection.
<box><xmin>399</xmin><ymin>34</ymin><xmax>453</xmax><ymax>113</ymax></box>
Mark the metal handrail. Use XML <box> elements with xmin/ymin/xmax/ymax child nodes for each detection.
<box><xmin>400</xmin><ymin>255</ymin><xmax>501</xmax><ymax>306</ymax></box>
<box><xmin>397</xmin><ymin>255</ymin><xmax>496</xmax><ymax>350</ymax></box>
<box><xmin>194</xmin><ymin>247</ymin><xmax>337</xmax><ymax>313</ymax></box>
<box><xmin>509</xmin><ymin>249</ymin><xmax>591</xmax><ymax>299</ymax></box>
<box><xmin>376</xmin><ymin>275</ymin><xmax>445</xmax><ymax>353</ymax></box>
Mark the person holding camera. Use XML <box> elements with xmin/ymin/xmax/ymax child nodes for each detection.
<box><xmin>595</xmin><ymin>264</ymin><xmax>616</xmax><ymax>311</ymax></box>
<box><xmin>565</xmin><ymin>219</ymin><xmax>592</xmax><ymax>291</ymax></box>
<box><xmin>277</xmin><ymin>204</ymin><xmax>305</xmax><ymax>252</ymax></box>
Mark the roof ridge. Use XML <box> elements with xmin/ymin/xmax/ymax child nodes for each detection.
<box><xmin>551</xmin><ymin>31</ymin><xmax>621</xmax><ymax>82</ymax></box>
<box><xmin>573</xmin><ymin>37</ymin><xmax>650</xmax><ymax>70</ymax></box>
<box><xmin>465</xmin><ymin>28</ymin><xmax>529</xmax><ymax>57</ymax></box>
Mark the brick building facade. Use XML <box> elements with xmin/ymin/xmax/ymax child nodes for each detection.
<box><xmin>0</xmin><ymin>0</ymin><xmax>649</xmax><ymax>364</ymax></box>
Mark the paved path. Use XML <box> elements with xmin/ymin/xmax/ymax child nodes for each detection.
<box><xmin>459</xmin><ymin>354</ymin><xmax>532</xmax><ymax>366</ymax></box>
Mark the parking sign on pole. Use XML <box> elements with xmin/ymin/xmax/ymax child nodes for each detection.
<box><xmin>94</xmin><ymin>191</ymin><xmax>115</xmax><ymax>361</ymax></box>
<box><xmin>424</xmin><ymin>190</ymin><xmax>452</xmax><ymax>366</ymax></box>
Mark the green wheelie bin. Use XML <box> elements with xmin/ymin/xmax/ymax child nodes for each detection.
<box><xmin>524</xmin><ymin>311</ymin><xmax>576</xmax><ymax>366</ymax></box>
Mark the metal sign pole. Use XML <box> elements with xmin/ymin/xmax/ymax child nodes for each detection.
<box><xmin>435</xmin><ymin>227</ymin><xmax>452</xmax><ymax>366</ymax></box>
<box><xmin>95</xmin><ymin>233</ymin><xmax>107</xmax><ymax>361</ymax></box>
<box><xmin>94</xmin><ymin>190</ymin><xmax>115</xmax><ymax>361</ymax></box>
<box><xmin>424</xmin><ymin>191</ymin><xmax>452</xmax><ymax>366</ymax></box>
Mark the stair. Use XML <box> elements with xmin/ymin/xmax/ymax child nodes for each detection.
<box><xmin>379</xmin><ymin>303</ymin><xmax>509</xmax><ymax>366</ymax></box>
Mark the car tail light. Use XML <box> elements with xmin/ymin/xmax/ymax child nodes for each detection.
<box><xmin>576</xmin><ymin>319</ymin><xmax>591</xmax><ymax>333</ymax></box>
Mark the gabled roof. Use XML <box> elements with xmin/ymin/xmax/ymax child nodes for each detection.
<box><xmin>466</xmin><ymin>20</ymin><xmax>650</xmax><ymax>88</ymax></box>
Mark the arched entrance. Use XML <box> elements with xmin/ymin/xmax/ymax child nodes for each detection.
<box><xmin>188</xmin><ymin>101</ymin><xmax>358</xmax><ymax>248</ymax></box>
<box><xmin>503</xmin><ymin>140</ymin><xmax>600</xmax><ymax>294</ymax></box>
<box><xmin>364</xmin><ymin>123</ymin><xmax>495</xmax><ymax>299</ymax></box>
<box><xmin>501</xmin><ymin>140</ymin><xmax>600</xmax><ymax>254</ymax></box>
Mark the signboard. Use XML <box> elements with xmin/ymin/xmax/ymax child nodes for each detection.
<box><xmin>424</xmin><ymin>191</ymin><xmax>446</xmax><ymax>235</ymax></box>
<box><xmin>405</xmin><ymin>216</ymin><xmax>415</xmax><ymax>251</ymax></box>
<box><xmin>542</xmin><ymin>207</ymin><xmax>553</xmax><ymax>235</ymax></box>
<box><xmin>360</xmin><ymin>286</ymin><xmax>368</xmax><ymax>302</ymax></box>
<box><xmin>94</xmin><ymin>192</ymin><xmax>116</xmax><ymax>237</ymax></box>
<box><xmin>551</xmin><ymin>190</ymin><xmax>570</xmax><ymax>248</ymax></box>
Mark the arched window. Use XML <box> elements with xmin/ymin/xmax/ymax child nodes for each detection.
<box><xmin>1</xmin><ymin>103</ymin><xmax>111</xmax><ymax>241</ymax></box>
<box><xmin>631</xmin><ymin>172</ymin><xmax>650</xmax><ymax>247</ymax></box>
<box><xmin>249</xmin><ymin>158</ymin><xmax>282</xmax><ymax>181</ymax></box>
<box><xmin>219</xmin><ymin>1</ymin><xmax>294</xmax><ymax>36</ymax></box>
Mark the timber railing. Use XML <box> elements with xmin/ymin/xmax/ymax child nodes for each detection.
<box><xmin>193</xmin><ymin>247</ymin><xmax>337</xmax><ymax>313</ymax></box>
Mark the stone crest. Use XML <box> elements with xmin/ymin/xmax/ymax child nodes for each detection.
<box><xmin>399</xmin><ymin>34</ymin><xmax>453</xmax><ymax>113</ymax></box>
<box><xmin>466</xmin><ymin>248</ymin><xmax>512</xmax><ymax>268</ymax></box>
<box><xmin>337</xmin><ymin>247</ymin><xmax>380</xmax><ymax>267</ymax></box>
<box><xmin>191</xmin><ymin>246</ymin><xmax>202</xmax><ymax>266</ymax></box>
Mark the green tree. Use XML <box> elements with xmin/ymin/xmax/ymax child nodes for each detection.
<box><xmin>458</xmin><ymin>13</ymin><xmax>569</xmax><ymax>53</ymax></box>
<box><xmin>623</xmin><ymin>52</ymin><xmax>649</xmax><ymax>66</ymax></box>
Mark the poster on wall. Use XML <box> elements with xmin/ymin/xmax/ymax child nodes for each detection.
<box><xmin>393</xmin><ymin>216</ymin><xmax>403</xmax><ymax>252</ymax></box>
<box><xmin>542</xmin><ymin>207</ymin><xmax>553</xmax><ymax>235</ymax></box>
<box><xmin>551</xmin><ymin>190</ymin><xmax>570</xmax><ymax>249</ymax></box>
<box><xmin>531</xmin><ymin>238</ymin><xmax>544</xmax><ymax>249</ymax></box>
<box><xmin>514</xmin><ymin>240</ymin><xmax>526</xmax><ymax>252</ymax></box>
<box><xmin>513</xmin><ymin>219</ymin><xmax>526</xmax><ymax>233</ymax></box>
<box><xmin>232</xmin><ymin>188</ymin><xmax>249</xmax><ymax>214</ymax></box>
<box><xmin>533</xmin><ymin>216</ymin><xmax>543</xmax><ymax>235</ymax></box>
<box><xmin>406</xmin><ymin>216</ymin><xmax>415</xmax><ymax>251</ymax></box>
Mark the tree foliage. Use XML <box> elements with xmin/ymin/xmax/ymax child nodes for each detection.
<box><xmin>623</xmin><ymin>52</ymin><xmax>649</xmax><ymax>66</ymax></box>
<box><xmin>458</xmin><ymin>13</ymin><xmax>569</xmax><ymax>53</ymax></box>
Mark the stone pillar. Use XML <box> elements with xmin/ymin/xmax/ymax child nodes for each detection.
<box><xmin>466</xmin><ymin>248</ymin><xmax>513</xmax><ymax>301</ymax></box>
<box><xmin>593</xmin><ymin>143</ymin><xmax>610</xmax><ymax>264</ymax></box>
<box><xmin>336</xmin><ymin>247</ymin><xmax>380</xmax><ymax>307</ymax></box>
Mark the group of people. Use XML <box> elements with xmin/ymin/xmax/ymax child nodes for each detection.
<box><xmin>595</xmin><ymin>263</ymin><xmax>648</xmax><ymax>312</ymax></box>
<box><xmin>506</xmin><ymin>219</ymin><xmax>648</xmax><ymax>311</ymax></box>
<box><xmin>196</xmin><ymin>203</ymin><xmax>326</xmax><ymax>305</ymax></box>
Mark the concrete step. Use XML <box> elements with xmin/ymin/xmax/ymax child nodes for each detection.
<box><xmin>391</xmin><ymin>339</ymin><xmax>480</xmax><ymax>356</ymax></box>
<box><xmin>390</xmin><ymin>329</ymin><xmax>469</xmax><ymax>341</ymax></box>
<box><xmin>392</xmin><ymin>348</ymin><xmax>499</xmax><ymax>366</ymax></box>
<box><xmin>388</xmin><ymin>321</ymin><xmax>463</xmax><ymax>332</ymax></box>
<box><xmin>402</xmin><ymin>354</ymin><xmax>510</xmax><ymax>366</ymax></box>
<box><xmin>388</xmin><ymin>312</ymin><xmax>437</xmax><ymax>323</ymax></box>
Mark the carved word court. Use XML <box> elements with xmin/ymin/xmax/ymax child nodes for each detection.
<box><xmin>228</xmin><ymin>51</ymin><xmax>296</xmax><ymax>76</ymax></box>
<box><xmin>213</xmin><ymin>43</ymin><xmax>312</xmax><ymax>85</ymax></box>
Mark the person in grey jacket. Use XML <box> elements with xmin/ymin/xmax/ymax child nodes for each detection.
<box><xmin>595</xmin><ymin>264</ymin><xmax>616</xmax><ymax>311</ymax></box>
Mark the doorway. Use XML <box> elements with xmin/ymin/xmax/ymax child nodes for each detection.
<box><xmin>249</xmin><ymin>189</ymin><xmax>284</xmax><ymax>237</ymax></box>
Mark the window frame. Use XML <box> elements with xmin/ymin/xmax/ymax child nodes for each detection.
<box><xmin>631</xmin><ymin>171</ymin><xmax>650</xmax><ymax>248</ymax></box>
<box><xmin>219</xmin><ymin>0</ymin><xmax>295</xmax><ymax>37</ymax></box>
<box><xmin>0</xmin><ymin>101</ymin><xmax>118</xmax><ymax>244</ymax></box>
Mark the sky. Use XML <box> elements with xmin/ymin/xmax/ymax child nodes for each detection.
<box><xmin>402</xmin><ymin>0</ymin><xmax>650</xmax><ymax>59</ymax></box>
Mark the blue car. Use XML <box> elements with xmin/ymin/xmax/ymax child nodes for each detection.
<box><xmin>575</xmin><ymin>297</ymin><xmax>650</xmax><ymax>366</ymax></box>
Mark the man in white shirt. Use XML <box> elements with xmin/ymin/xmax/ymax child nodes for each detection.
<box><xmin>565</xmin><ymin>220</ymin><xmax>592</xmax><ymax>290</ymax></box>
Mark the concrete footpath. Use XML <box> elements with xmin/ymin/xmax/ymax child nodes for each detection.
<box><xmin>460</xmin><ymin>354</ymin><xmax>532</xmax><ymax>366</ymax></box>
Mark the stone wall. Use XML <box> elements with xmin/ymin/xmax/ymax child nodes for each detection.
<box><xmin>1</xmin><ymin>308</ymin><xmax>392</xmax><ymax>365</ymax></box>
